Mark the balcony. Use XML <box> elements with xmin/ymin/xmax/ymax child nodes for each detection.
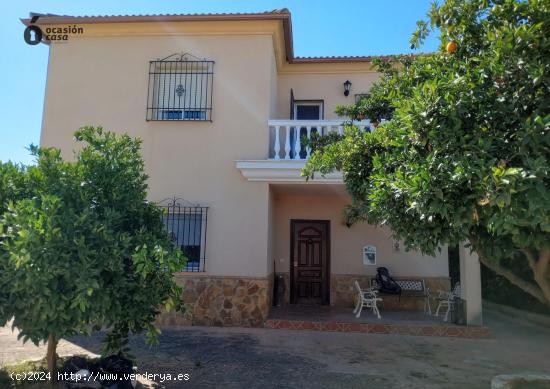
<box><xmin>268</xmin><ymin>119</ymin><xmax>373</xmax><ymax>160</ymax></box>
<box><xmin>236</xmin><ymin>119</ymin><xmax>375</xmax><ymax>183</ymax></box>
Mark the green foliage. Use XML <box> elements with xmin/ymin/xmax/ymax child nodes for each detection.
<box><xmin>0</xmin><ymin>358</ymin><xmax>52</xmax><ymax>388</ymax></box>
<box><xmin>334</xmin><ymin>56</ymin><xmax>407</xmax><ymax>122</ymax></box>
<box><xmin>0</xmin><ymin>162</ymin><xmax>28</xmax><ymax>215</ymax></box>
<box><xmin>0</xmin><ymin>126</ymin><xmax>186</xmax><ymax>356</ymax></box>
<box><xmin>305</xmin><ymin>0</ymin><xmax>550</xmax><ymax>302</ymax></box>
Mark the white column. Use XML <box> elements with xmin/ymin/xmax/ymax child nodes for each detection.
<box><xmin>293</xmin><ymin>127</ymin><xmax>301</xmax><ymax>160</ymax></box>
<box><xmin>284</xmin><ymin>126</ymin><xmax>291</xmax><ymax>160</ymax></box>
<box><xmin>273</xmin><ymin>125</ymin><xmax>280</xmax><ymax>160</ymax></box>
<box><xmin>306</xmin><ymin>126</ymin><xmax>311</xmax><ymax>159</ymax></box>
<box><xmin>459</xmin><ymin>244</ymin><xmax>483</xmax><ymax>326</ymax></box>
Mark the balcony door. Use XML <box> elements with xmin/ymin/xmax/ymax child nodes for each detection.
<box><xmin>293</xmin><ymin>101</ymin><xmax>323</xmax><ymax>120</ymax></box>
<box><xmin>292</xmin><ymin>101</ymin><xmax>323</xmax><ymax>158</ymax></box>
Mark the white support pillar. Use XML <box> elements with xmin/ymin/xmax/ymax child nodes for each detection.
<box><xmin>459</xmin><ymin>244</ymin><xmax>483</xmax><ymax>326</ymax></box>
<box><xmin>273</xmin><ymin>125</ymin><xmax>280</xmax><ymax>160</ymax></box>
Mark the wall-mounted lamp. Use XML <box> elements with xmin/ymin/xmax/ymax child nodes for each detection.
<box><xmin>343</xmin><ymin>80</ymin><xmax>352</xmax><ymax>97</ymax></box>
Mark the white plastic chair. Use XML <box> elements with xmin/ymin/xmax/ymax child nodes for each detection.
<box><xmin>353</xmin><ymin>280</ymin><xmax>382</xmax><ymax>319</ymax></box>
<box><xmin>435</xmin><ymin>282</ymin><xmax>461</xmax><ymax>322</ymax></box>
<box><xmin>424</xmin><ymin>287</ymin><xmax>432</xmax><ymax>315</ymax></box>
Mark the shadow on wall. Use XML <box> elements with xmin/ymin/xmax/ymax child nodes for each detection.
<box><xmin>448</xmin><ymin>246</ymin><xmax>461</xmax><ymax>288</ymax></box>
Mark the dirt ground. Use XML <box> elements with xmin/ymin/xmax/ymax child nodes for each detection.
<box><xmin>1</xmin><ymin>308</ymin><xmax>550</xmax><ymax>388</ymax></box>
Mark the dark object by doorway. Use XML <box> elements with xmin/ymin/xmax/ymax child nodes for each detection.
<box><xmin>375</xmin><ymin>267</ymin><xmax>402</xmax><ymax>295</ymax></box>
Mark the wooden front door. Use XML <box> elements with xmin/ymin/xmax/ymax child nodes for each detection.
<box><xmin>290</xmin><ymin>220</ymin><xmax>330</xmax><ymax>305</ymax></box>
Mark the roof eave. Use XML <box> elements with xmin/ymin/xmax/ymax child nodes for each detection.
<box><xmin>20</xmin><ymin>11</ymin><xmax>295</xmax><ymax>62</ymax></box>
<box><xmin>19</xmin><ymin>11</ymin><xmax>409</xmax><ymax>65</ymax></box>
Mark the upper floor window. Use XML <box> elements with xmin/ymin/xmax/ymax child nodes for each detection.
<box><xmin>147</xmin><ymin>53</ymin><xmax>214</xmax><ymax>122</ymax></box>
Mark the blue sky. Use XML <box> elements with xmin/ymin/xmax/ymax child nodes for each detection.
<box><xmin>0</xmin><ymin>0</ymin><xmax>439</xmax><ymax>164</ymax></box>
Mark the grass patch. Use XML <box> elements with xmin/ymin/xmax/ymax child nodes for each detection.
<box><xmin>0</xmin><ymin>356</ymin><xmax>98</xmax><ymax>388</ymax></box>
<box><xmin>0</xmin><ymin>358</ymin><xmax>54</xmax><ymax>388</ymax></box>
<box><xmin>505</xmin><ymin>379</ymin><xmax>550</xmax><ymax>389</ymax></box>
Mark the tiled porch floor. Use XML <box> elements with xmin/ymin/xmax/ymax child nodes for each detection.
<box><xmin>269</xmin><ymin>305</ymin><xmax>447</xmax><ymax>325</ymax></box>
<box><xmin>265</xmin><ymin>305</ymin><xmax>491</xmax><ymax>338</ymax></box>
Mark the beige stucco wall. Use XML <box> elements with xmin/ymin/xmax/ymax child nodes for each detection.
<box><xmin>40</xmin><ymin>32</ymin><xmax>274</xmax><ymax>277</ymax></box>
<box><xmin>39</xmin><ymin>20</ymin><xmax>442</xmax><ymax>283</ymax></box>
<box><xmin>275</xmin><ymin>72</ymin><xmax>380</xmax><ymax>119</ymax></box>
<box><xmin>269</xmin><ymin>49</ymin><xmax>279</xmax><ymax>118</ymax></box>
<box><xmin>272</xmin><ymin>188</ymin><xmax>449</xmax><ymax>277</ymax></box>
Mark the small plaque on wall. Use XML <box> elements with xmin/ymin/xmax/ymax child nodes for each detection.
<box><xmin>392</xmin><ymin>239</ymin><xmax>401</xmax><ymax>252</ymax></box>
<box><xmin>363</xmin><ymin>245</ymin><xmax>376</xmax><ymax>265</ymax></box>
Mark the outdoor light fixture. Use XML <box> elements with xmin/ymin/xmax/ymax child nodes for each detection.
<box><xmin>343</xmin><ymin>80</ymin><xmax>352</xmax><ymax>96</ymax></box>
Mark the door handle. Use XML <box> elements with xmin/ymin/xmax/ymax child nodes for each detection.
<box><xmin>294</xmin><ymin>261</ymin><xmax>298</xmax><ymax>267</ymax></box>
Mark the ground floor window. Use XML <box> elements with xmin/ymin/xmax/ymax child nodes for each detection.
<box><xmin>159</xmin><ymin>198</ymin><xmax>208</xmax><ymax>272</ymax></box>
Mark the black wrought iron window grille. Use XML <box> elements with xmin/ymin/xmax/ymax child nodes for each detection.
<box><xmin>158</xmin><ymin>197</ymin><xmax>208</xmax><ymax>272</ymax></box>
<box><xmin>147</xmin><ymin>53</ymin><xmax>214</xmax><ymax>121</ymax></box>
<box><xmin>354</xmin><ymin>93</ymin><xmax>370</xmax><ymax>103</ymax></box>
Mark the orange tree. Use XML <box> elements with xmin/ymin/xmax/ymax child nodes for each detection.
<box><xmin>304</xmin><ymin>0</ymin><xmax>550</xmax><ymax>304</ymax></box>
<box><xmin>0</xmin><ymin>127</ymin><xmax>185</xmax><ymax>380</ymax></box>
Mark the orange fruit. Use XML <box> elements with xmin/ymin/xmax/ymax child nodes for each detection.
<box><xmin>446</xmin><ymin>41</ymin><xmax>457</xmax><ymax>54</ymax></box>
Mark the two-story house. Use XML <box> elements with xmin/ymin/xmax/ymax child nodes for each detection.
<box><xmin>22</xmin><ymin>9</ymin><xmax>483</xmax><ymax>328</ymax></box>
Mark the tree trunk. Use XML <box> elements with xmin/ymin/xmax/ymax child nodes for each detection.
<box><xmin>478</xmin><ymin>255</ymin><xmax>548</xmax><ymax>305</ymax></box>
<box><xmin>46</xmin><ymin>333</ymin><xmax>58</xmax><ymax>382</ymax></box>
<box><xmin>524</xmin><ymin>248</ymin><xmax>550</xmax><ymax>304</ymax></box>
<box><xmin>534</xmin><ymin>273</ymin><xmax>550</xmax><ymax>304</ymax></box>
<box><xmin>468</xmin><ymin>235</ymin><xmax>550</xmax><ymax>306</ymax></box>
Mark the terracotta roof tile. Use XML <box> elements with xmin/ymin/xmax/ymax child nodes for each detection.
<box><xmin>27</xmin><ymin>9</ymin><xmax>290</xmax><ymax>20</ymax></box>
<box><xmin>21</xmin><ymin>9</ymin><xmax>414</xmax><ymax>64</ymax></box>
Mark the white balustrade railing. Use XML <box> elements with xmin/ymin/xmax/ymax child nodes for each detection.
<box><xmin>269</xmin><ymin>119</ymin><xmax>375</xmax><ymax>160</ymax></box>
